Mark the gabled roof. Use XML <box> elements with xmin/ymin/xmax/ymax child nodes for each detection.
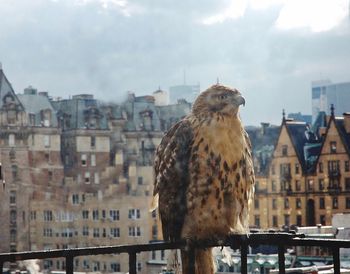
<box><xmin>284</xmin><ymin>120</ymin><xmax>310</xmax><ymax>171</ymax></box>
<box><xmin>0</xmin><ymin>68</ymin><xmax>24</xmax><ymax>110</ymax></box>
<box><xmin>334</xmin><ymin>117</ymin><xmax>350</xmax><ymax>156</ymax></box>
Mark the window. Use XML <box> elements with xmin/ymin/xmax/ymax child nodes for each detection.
<box><xmin>330</xmin><ymin>141</ymin><xmax>337</xmax><ymax>153</ymax></box>
<box><xmin>91</xmin><ymin>136</ymin><xmax>96</xmax><ymax>148</ymax></box>
<box><xmin>12</xmin><ymin>165</ymin><xmax>18</xmax><ymax>180</ymax></box>
<box><xmin>81</xmin><ymin>154</ymin><xmax>87</xmax><ymax>166</ymax></box>
<box><xmin>43</xmin><ymin>228</ymin><xmax>53</xmax><ymax>237</ymax></box>
<box><xmin>254</xmin><ymin>199</ymin><xmax>259</xmax><ymax>209</ymax></box>
<box><xmin>328</xmin><ymin>160</ymin><xmax>340</xmax><ymax>172</ymax></box>
<box><xmin>9</xmin><ymin>134</ymin><xmax>15</xmax><ymax>147</ymax></box>
<box><xmin>93</xmin><ymin>228</ymin><xmax>100</xmax><ymax>238</ymax></box>
<box><xmin>138</xmin><ymin>177</ymin><xmax>143</xmax><ymax>185</ymax></box>
<box><xmin>295</xmin><ymin>180</ymin><xmax>301</xmax><ymax>191</ymax></box>
<box><xmin>44</xmin><ymin>210</ymin><xmax>53</xmax><ymax>221</ymax></box>
<box><xmin>271</xmin><ymin>181</ymin><xmax>276</xmax><ymax>191</ymax></box>
<box><xmin>332</xmin><ymin>197</ymin><xmax>338</xmax><ymax>209</ymax></box>
<box><xmin>128</xmin><ymin>226</ymin><xmax>141</xmax><ymax>237</ymax></box>
<box><xmin>346</xmin><ymin>178</ymin><xmax>350</xmax><ymax>190</ymax></box>
<box><xmin>72</xmin><ymin>194</ymin><xmax>79</xmax><ymax>204</ymax></box>
<box><xmin>94</xmin><ymin>172</ymin><xmax>99</xmax><ymax>184</ymax></box>
<box><xmin>296</xmin><ymin>198</ymin><xmax>301</xmax><ymax>209</ymax></box>
<box><xmin>152</xmin><ymin>250</ymin><xmax>156</xmax><ymax>260</ymax></box>
<box><xmin>110</xmin><ymin>228</ymin><xmax>120</xmax><ymax>238</ymax></box>
<box><xmin>272</xmin><ymin>216</ymin><xmax>278</xmax><ymax>227</ymax></box>
<box><xmin>152</xmin><ymin>225</ymin><xmax>158</xmax><ymax>239</ymax></box>
<box><xmin>319</xmin><ymin>162</ymin><xmax>324</xmax><ymax>173</ymax></box>
<box><xmin>82</xmin><ymin>210</ymin><xmax>89</xmax><ymax>219</ymax></box>
<box><xmin>137</xmin><ymin>262</ymin><xmax>142</xmax><ymax>272</ymax></box>
<box><xmin>128</xmin><ymin>209</ymin><xmax>141</xmax><ymax>219</ymax></box>
<box><xmin>254</xmin><ymin>215</ymin><xmax>260</xmax><ymax>227</ymax></box>
<box><xmin>284</xmin><ymin>198</ymin><xmax>289</xmax><ymax>209</ymax></box>
<box><xmin>83</xmin><ymin>260</ymin><xmax>90</xmax><ymax>270</ymax></box>
<box><xmin>320</xmin><ymin>215</ymin><xmax>326</xmax><ymax>225</ymax></box>
<box><xmin>109</xmin><ymin>210</ymin><xmax>119</xmax><ymax>221</ymax></box>
<box><xmin>93</xmin><ymin>261</ymin><xmax>100</xmax><ymax>272</ymax></box>
<box><xmin>272</xmin><ymin>199</ymin><xmax>277</xmax><ymax>209</ymax></box>
<box><xmin>284</xmin><ymin>215</ymin><xmax>290</xmax><ymax>226</ymax></box>
<box><xmin>282</xmin><ymin>145</ymin><xmax>288</xmax><ymax>156</ymax></box>
<box><xmin>296</xmin><ymin>215</ymin><xmax>302</xmax><ymax>226</ymax></box>
<box><xmin>92</xmin><ymin>210</ymin><xmax>99</xmax><ymax>220</ymax></box>
<box><xmin>10</xmin><ymin>229</ymin><xmax>16</xmax><ymax>242</ymax></box>
<box><xmin>271</xmin><ymin>165</ymin><xmax>275</xmax><ymax>175</ymax></box>
<box><xmin>44</xmin><ymin>135</ymin><xmax>50</xmax><ymax>148</ymax></box>
<box><xmin>10</xmin><ymin>191</ymin><xmax>16</xmax><ymax>204</ymax></box>
<box><xmin>110</xmin><ymin>263</ymin><xmax>120</xmax><ymax>272</ymax></box>
<box><xmin>30</xmin><ymin>211</ymin><xmax>36</xmax><ymax>220</ymax></box>
<box><xmin>307</xmin><ymin>179</ymin><xmax>314</xmax><ymax>191</ymax></box>
<box><xmin>82</xmin><ymin>226</ymin><xmax>89</xmax><ymax>236</ymax></box>
<box><xmin>48</xmin><ymin>170</ymin><xmax>53</xmax><ymax>181</ymax></box>
<box><xmin>346</xmin><ymin>161</ymin><xmax>350</xmax><ymax>172</ymax></box>
<box><xmin>346</xmin><ymin>198</ymin><xmax>350</xmax><ymax>209</ymax></box>
<box><xmin>84</xmin><ymin>172</ymin><xmax>90</xmax><ymax>183</ymax></box>
<box><xmin>319</xmin><ymin>197</ymin><xmax>325</xmax><ymax>209</ymax></box>
<box><xmin>295</xmin><ymin>163</ymin><xmax>300</xmax><ymax>174</ymax></box>
<box><xmin>91</xmin><ymin>154</ymin><xmax>96</xmax><ymax>166</ymax></box>
<box><xmin>319</xmin><ymin>179</ymin><xmax>324</xmax><ymax>191</ymax></box>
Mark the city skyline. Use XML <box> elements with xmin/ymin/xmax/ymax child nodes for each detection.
<box><xmin>0</xmin><ymin>0</ymin><xmax>349</xmax><ymax>126</ymax></box>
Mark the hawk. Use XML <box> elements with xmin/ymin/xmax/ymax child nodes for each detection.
<box><xmin>153</xmin><ymin>84</ymin><xmax>255</xmax><ymax>274</ymax></box>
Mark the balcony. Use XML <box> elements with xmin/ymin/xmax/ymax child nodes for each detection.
<box><xmin>1</xmin><ymin>232</ymin><xmax>350</xmax><ymax>274</ymax></box>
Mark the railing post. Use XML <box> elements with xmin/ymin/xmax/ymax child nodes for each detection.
<box><xmin>66</xmin><ymin>255</ymin><xmax>74</xmax><ymax>274</ymax></box>
<box><xmin>188</xmin><ymin>247</ymin><xmax>196</xmax><ymax>274</ymax></box>
<box><xmin>240</xmin><ymin>240</ymin><xmax>248</xmax><ymax>274</ymax></box>
<box><xmin>278</xmin><ymin>245</ymin><xmax>286</xmax><ymax>274</ymax></box>
<box><xmin>333</xmin><ymin>247</ymin><xmax>340</xmax><ymax>274</ymax></box>
<box><xmin>129</xmin><ymin>252</ymin><xmax>137</xmax><ymax>274</ymax></box>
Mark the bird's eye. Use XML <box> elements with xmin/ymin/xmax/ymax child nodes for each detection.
<box><xmin>219</xmin><ymin>95</ymin><xmax>227</xmax><ymax>100</ymax></box>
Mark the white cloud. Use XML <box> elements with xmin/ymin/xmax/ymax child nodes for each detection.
<box><xmin>202</xmin><ymin>0</ymin><xmax>247</xmax><ymax>25</ymax></box>
<box><xmin>275</xmin><ymin>0</ymin><xmax>349</xmax><ymax>32</ymax></box>
<box><xmin>249</xmin><ymin>0</ymin><xmax>287</xmax><ymax>10</ymax></box>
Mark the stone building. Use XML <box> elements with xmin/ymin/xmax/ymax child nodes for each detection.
<box><xmin>252</xmin><ymin>107</ymin><xmax>350</xmax><ymax>230</ymax></box>
<box><xmin>0</xmin><ymin>69</ymin><xmax>64</xmax><ymax>254</ymax></box>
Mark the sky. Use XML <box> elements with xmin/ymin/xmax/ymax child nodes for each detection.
<box><xmin>0</xmin><ymin>0</ymin><xmax>349</xmax><ymax>125</ymax></box>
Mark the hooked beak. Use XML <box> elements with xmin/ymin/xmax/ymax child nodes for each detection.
<box><xmin>237</xmin><ymin>95</ymin><xmax>245</xmax><ymax>107</ymax></box>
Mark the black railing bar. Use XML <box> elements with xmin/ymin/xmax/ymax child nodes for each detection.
<box><xmin>1</xmin><ymin>233</ymin><xmax>350</xmax><ymax>263</ymax></box>
<box><xmin>278</xmin><ymin>245</ymin><xmax>286</xmax><ymax>274</ymax></box>
<box><xmin>286</xmin><ymin>238</ymin><xmax>350</xmax><ymax>248</ymax></box>
<box><xmin>128</xmin><ymin>252</ymin><xmax>137</xmax><ymax>274</ymax></box>
<box><xmin>240</xmin><ymin>242</ymin><xmax>248</xmax><ymax>274</ymax></box>
<box><xmin>333</xmin><ymin>247</ymin><xmax>340</xmax><ymax>274</ymax></box>
<box><xmin>65</xmin><ymin>256</ymin><xmax>74</xmax><ymax>274</ymax></box>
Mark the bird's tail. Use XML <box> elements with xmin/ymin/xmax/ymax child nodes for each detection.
<box><xmin>181</xmin><ymin>247</ymin><xmax>214</xmax><ymax>274</ymax></box>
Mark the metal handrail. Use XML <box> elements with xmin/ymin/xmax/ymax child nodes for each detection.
<box><xmin>1</xmin><ymin>232</ymin><xmax>350</xmax><ymax>274</ymax></box>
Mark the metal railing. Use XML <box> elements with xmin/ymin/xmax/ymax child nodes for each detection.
<box><xmin>1</xmin><ymin>232</ymin><xmax>350</xmax><ymax>274</ymax></box>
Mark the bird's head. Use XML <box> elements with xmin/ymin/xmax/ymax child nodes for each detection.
<box><xmin>192</xmin><ymin>84</ymin><xmax>245</xmax><ymax>118</ymax></box>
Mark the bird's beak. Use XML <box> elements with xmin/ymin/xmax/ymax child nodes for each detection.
<box><xmin>237</xmin><ymin>95</ymin><xmax>245</xmax><ymax>107</ymax></box>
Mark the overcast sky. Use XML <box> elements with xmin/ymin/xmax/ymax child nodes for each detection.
<box><xmin>0</xmin><ymin>0</ymin><xmax>349</xmax><ymax>125</ymax></box>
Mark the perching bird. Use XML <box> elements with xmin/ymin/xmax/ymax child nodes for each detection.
<box><xmin>153</xmin><ymin>84</ymin><xmax>255</xmax><ymax>274</ymax></box>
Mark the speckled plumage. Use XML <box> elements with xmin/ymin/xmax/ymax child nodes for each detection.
<box><xmin>153</xmin><ymin>84</ymin><xmax>255</xmax><ymax>274</ymax></box>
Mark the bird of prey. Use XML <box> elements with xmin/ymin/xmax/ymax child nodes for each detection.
<box><xmin>153</xmin><ymin>84</ymin><xmax>255</xmax><ymax>274</ymax></box>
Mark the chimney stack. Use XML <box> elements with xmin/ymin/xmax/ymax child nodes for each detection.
<box><xmin>344</xmin><ymin>113</ymin><xmax>350</xmax><ymax>133</ymax></box>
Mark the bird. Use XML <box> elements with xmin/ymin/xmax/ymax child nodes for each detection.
<box><xmin>152</xmin><ymin>84</ymin><xmax>255</xmax><ymax>274</ymax></box>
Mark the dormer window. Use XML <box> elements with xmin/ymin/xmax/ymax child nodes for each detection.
<box><xmin>330</xmin><ymin>141</ymin><xmax>337</xmax><ymax>153</ymax></box>
<box><xmin>282</xmin><ymin>145</ymin><xmax>288</xmax><ymax>156</ymax></box>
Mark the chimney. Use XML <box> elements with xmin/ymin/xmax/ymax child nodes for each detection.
<box><xmin>344</xmin><ymin>113</ymin><xmax>350</xmax><ymax>133</ymax></box>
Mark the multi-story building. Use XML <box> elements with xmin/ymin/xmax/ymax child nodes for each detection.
<box><xmin>253</xmin><ymin>107</ymin><xmax>350</xmax><ymax>230</ymax></box>
<box><xmin>0</xmin><ymin>69</ymin><xmax>64</xmax><ymax>254</ymax></box>
<box><xmin>312</xmin><ymin>80</ymin><xmax>350</xmax><ymax>122</ymax></box>
<box><xmin>169</xmin><ymin>83</ymin><xmax>200</xmax><ymax>104</ymax></box>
